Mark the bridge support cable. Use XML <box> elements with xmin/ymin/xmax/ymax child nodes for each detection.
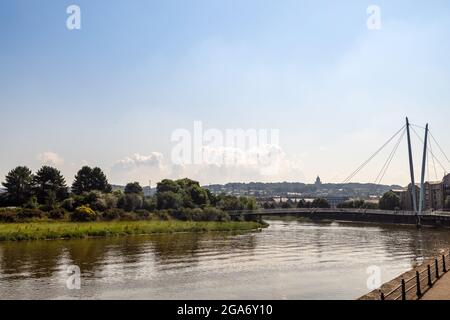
<box><xmin>428</xmin><ymin>137</ymin><xmax>439</xmax><ymax>181</ymax></box>
<box><xmin>374</xmin><ymin>127</ymin><xmax>406</xmax><ymax>185</ymax></box>
<box><xmin>342</xmin><ymin>125</ymin><xmax>406</xmax><ymax>183</ymax></box>
<box><xmin>411</xmin><ymin>126</ymin><xmax>447</xmax><ymax>176</ymax></box>
<box><xmin>429</xmin><ymin>131</ymin><xmax>450</xmax><ymax>173</ymax></box>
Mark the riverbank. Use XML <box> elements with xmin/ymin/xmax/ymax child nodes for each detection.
<box><xmin>0</xmin><ymin>220</ymin><xmax>267</xmax><ymax>241</ymax></box>
<box><xmin>359</xmin><ymin>251</ymin><xmax>450</xmax><ymax>300</ymax></box>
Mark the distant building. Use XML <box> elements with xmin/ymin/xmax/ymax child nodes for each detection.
<box><xmin>393</xmin><ymin>174</ymin><xmax>450</xmax><ymax>211</ymax></box>
<box><xmin>424</xmin><ymin>181</ymin><xmax>444</xmax><ymax>210</ymax></box>
<box><xmin>444</xmin><ymin>174</ymin><xmax>450</xmax><ymax>204</ymax></box>
<box><xmin>315</xmin><ymin>176</ymin><xmax>322</xmax><ymax>187</ymax></box>
<box><xmin>326</xmin><ymin>196</ymin><xmax>349</xmax><ymax>208</ymax></box>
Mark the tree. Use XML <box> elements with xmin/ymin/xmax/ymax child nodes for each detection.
<box><xmin>2</xmin><ymin>166</ymin><xmax>33</xmax><ymax>206</ymax></box>
<box><xmin>125</xmin><ymin>182</ymin><xmax>143</xmax><ymax>194</ymax></box>
<box><xmin>72</xmin><ymin>166</ymin><xmax>93</xmax><ymax>195</ymax></box>
<box><xmin>91</xmin><ymin>167</ymin><xmax>112</xmax><ymax>193</ymax></box>
<box><xmin>72</xmin><ymin>166</ymin><xmax>111</xmax><ymax>195</ymax></box>
<box><xmin>379</xmin><ymin>191</ymin><xmax>400</xmax><ymax>210</ymax></box>
<box><xmin>297</xmin><ymin>199</ymin><xmax>307</xmax><ymax>208</ymax></box>
<box><xmin>33</xmin><ymin>166</ymin><xmax>68</xmax><ymax>203</ymax></box>
<box><xmin>156</xmin><ymin>191</ymin><xmax>183</xmax><ymax>210</ymax></box>
<box><xmin>118</xmin><ymin>193</ymin><xmax>143</xmax><ymax>212</ymax></box>
<box><xmin>445</xmin><ymin>196</ymin><xmax>450</xmax><ymax>210</ymax></box>
<box><xmin>217</xmin><ymin>194</ymin><xmax>241</xmax><ymax>211</ymax></box>
<box><xmin>157</xmin><ymin>179</ymin><xmax>182</xmax><ymax>194</ymax></box>
<box><xmin>281</xmin><ymin>201</ymin><xmax>293</xmax><ymax>209</ymax></box>
<box><xmin>189</xmin><ymin>184</ymin><xmax>209</xmax><ymax>207</ymax></box>
<box><xmin>311</xmin><ymin>198</ymin><xmax>330</xmax><ymax>208</ymax></box>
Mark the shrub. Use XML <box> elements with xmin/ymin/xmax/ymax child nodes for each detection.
<box><xmin>48</xmin><ymin>208</ymin><xmax>67</xmax><ymax>220</ymax></box>
<box><xmin>203</xmin><ymin>207</ymin><xmax>230</xmax><ymax>222</ymax></box>
<box><xmin>23</xmin><ymin>196</ymin><xmax>39</xmax><ymax>209</ymax></box>
<box><xmin>39</xmin><ymin>204</ymin><xmax>55</xmax><ymax>212</ymax></box>
<box><xmin>156</xmin><ymin>191</ymin><xmax>183</xmax><ymax>210</ymax></box>
<box><xmin>281</xmin><ymin>201</ymin><xmax>293</xmax><ymax>209</ymax></box>
<box><xmin>0</xmin><ymin>208</ymin><xmax>19</xmax><ymax>223</ymax></box>
<box><xmin>154</xmin><ymin>210</ymin><xmax>171</xmax><ymax>221</ymax></box>
<box><xmin>17</xmin><ymin>208</ymin><xmax>44</xmax><ymax>220</ymax></box>
<box><xmin>61</xmin><ymin>198</ymin><xmax>75</xmax><ymax>211</ymax></box>
<box><xmin>91</xmin><ymin>197</ymin><xmax>108</xmax><ymax>211</ymax></box>
<box><xmin>445</xmin><ymin>196</ymin><xmax>450</xmax><ymax>210</ymax></box>
<box><xmin>119</xmin><ymin>212</ymin><xmax>138</xmax><ymax>221</ymax></box>
<box><xmin>70</xmin><ymin>205</ymin><xmax>97</xmax><ymax>222</ymax></box>
<box><xmin>101</xmin><ymin>208</ymin><xmax>125</xmax><ymax>221</ymax></box>
<box><xmin>143</xmin><ymin>197</ymin><xmax>156</xmax><ymax>211</ymax></box>
<box><xmin>379</xmin><ymin>191</ymin><xmax>400</xmax><ymax>210</ymax></box>
<box><xmin>118</xmin><ymin>193</ymin><xmax>143</xmax><ymax>212</ymax></box>
<box><xmin>311</xmin><ymin>198</ymin><xmax>331</xmax><ymax>208</ymax></box>
<box><xmin>135</xmin><ymin>209</ymin><xmax>151</xmax><ymax>220</ymax></box>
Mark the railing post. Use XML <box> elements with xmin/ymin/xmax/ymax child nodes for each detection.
<box><xmin>401</xmin><ymin>279</ymin><xmax>406</xmax><ymax>300</ymax></box>
<box><xmin>416</xmin><ymin>271</ymin><xmax>422</xmax><ymax>297</ymax></box>
<box><xmin>428</xmin><ymin>265</ymin><xmax>433</xmax><ymax>287</ymax></box>
<box><xmin>443</xmin><ymin>255</ymin><xmax>447</xmax><ymax>273</ymax></box>
<box><xmin>380</xmin><ymin>290</ymin><xmax>385</xmax><ymax>300</ymax></box>
<box><xmin>435</xmin><ymin>259</ymin><xmax>440</xmax><ymax>279</ymax></box>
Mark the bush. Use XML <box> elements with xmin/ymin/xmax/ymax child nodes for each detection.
<box><xmin>23</xmin><ymin>196</ymin><xmax>39</xmax><ymax>209</ymax></box>
<box><xmin>70</xmin><ymin>205</ymin><xmax>97</xmax><ymax>222</ymax></box>
<box><xmin>101</xmin><ymin>208</ymin><xmax>125</xmax><ymax>221</ymax></box>
<box><xmin>170</xmin><ymin>208</ymin><xmax>190</xmax><ymax>221</ymax></box>
<box><xmin>143</xmin><ymin>197</ymin><xmax>156</xmax><ymax>211</ymax></box>
<box><xmin>0</xmin><ymin>208</ymin><xmax>19</xmax><ymax>223</ymax></box>
<box><xmin>203</xmin><ymin>207</ymin><xmax>230</xmax><ymax>222</ymax></box>
<box><xmin>135</xmin><ymin>209</ymin><xmax>151</xmax><ymax>220</ymax></box>
<box><xmin>379</xmin><ymin>191</ymin><xmax>400</xmax><ymax>210</ymax></box>
<box><xmin>311</xmin><ymin>198</ymin><xmax>331</xmax><ymax>208</ymax></box>
<box><xmin>118</xmin><ymin>193</ymin><xmax>143</xmax><ymax>212</ymax></box>
<box><xmin>17</xmin><ymin>208</ymin><xmax>44</xmax><ymax>220</ymax></box>
<box><xmin>281</xmin><ymin>201</ymin><xmax>293</xmax><ymax>209</ymax></box>
<box><xmin>61</xmin><ymin>198</ymin><xmax>75</xmax><ymax>211</ymax></box>
<box><xmin>48</xmin><ymin>208</ymin><xmax>67</xmax><ymax>220</ymax></box>
<box><xmin>154</xmin><ymin>210</ymin><xmax>171</xmax><ymax>221</ymax></box>
<box><xmin>119</xmin><ymin>212</ymin><xmax>138</xmax><ymax>221</ymax></box>
<box><xmin>156</xmin><ymin>191</ymin><xmax>183</xmax><ymax>210</ymax></box>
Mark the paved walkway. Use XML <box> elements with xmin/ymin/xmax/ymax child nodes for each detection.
<box><xmin>422</xmin><ymin>270</ymin><xmax>450</xmax><ymax>300</ymax></box>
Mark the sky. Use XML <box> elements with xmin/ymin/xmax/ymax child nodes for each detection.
<box><xmin>1</xmin><ymin>0</ymin><xmax>450</xmax><ymax>187</ymax></box>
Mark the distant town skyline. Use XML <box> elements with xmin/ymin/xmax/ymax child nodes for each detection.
<box><xmin>1</xmin><ymin>1</ymin><xmax>450</xmax><ymax>186</ymax></box>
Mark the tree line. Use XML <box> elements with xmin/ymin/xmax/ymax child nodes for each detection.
<box><xmin>0</xmin><ymin>166</ymin><xmax>259</xmax><ymax>222</ymax></box>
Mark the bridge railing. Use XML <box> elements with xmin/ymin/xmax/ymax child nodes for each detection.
<box><xmin>380</xmin><ymin>251</ymin><xmax>450</xmax><ymax>300</ymax></box>
<box><xmin>225</xmin><ymin>208</ymin><xmax>419</xmax><ymax>216</ymax></box>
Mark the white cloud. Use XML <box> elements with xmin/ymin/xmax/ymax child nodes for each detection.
<box><xmin>113</xmin><ymin>152</ymin><xmax>165</xmax><ymax>170</ymax></box>
<box><xmin>110</xmin><ymin>152</ymin><xmax>169</xmax><ymax>185</ymax></box>
<box><xmin>109</xmin><ymin>147</ymin><xmax>304</xmax><ymax>186</ymax></box>
<box><xmin>37</xmin><ymin>152</ymin><xmax>64</xmax><ymax>166</ymax></box>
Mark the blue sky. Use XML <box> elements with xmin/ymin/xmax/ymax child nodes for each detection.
<box><xmin>1</xmin><ymin>0</ymin><xmax>450</xmax><ymax>186</ymax></box>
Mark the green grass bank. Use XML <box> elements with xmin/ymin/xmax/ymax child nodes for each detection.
<box><xmin>0</xmin><ymin>220</ymin><xmax>268</xmax><ymax>242</ymax></box>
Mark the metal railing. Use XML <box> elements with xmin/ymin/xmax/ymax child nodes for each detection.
<box><xmin>380</xmin><ymin>252</ymin><xmax>450</xmax><ymax>300</ymax></box>
<box><xmin>226</xmin><ymin>207</ymin><xmax>420</xmax><ymax>216</ymax></box>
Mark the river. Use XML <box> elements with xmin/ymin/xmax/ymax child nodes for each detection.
<box><xmin>1</xmin><ymin>219</ymin><xmax>450</xmax><ymax>300</ymax></box>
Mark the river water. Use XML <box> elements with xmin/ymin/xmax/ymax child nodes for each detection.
<box><xmin>1</xmin><ymin>219</ymin><xmax>450</xmax><ymax>300</ymax></box>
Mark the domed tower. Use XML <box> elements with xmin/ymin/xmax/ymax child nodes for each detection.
<box><xmin>315</xmin><ymin>176</ymin><xmax>322</xmax><ymax>187</ymax></box>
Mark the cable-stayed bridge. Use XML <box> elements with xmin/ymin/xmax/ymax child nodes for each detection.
<box><xmin>232</xmin><ymin>118</ymin><xmax>450</xmax><ymax>228</ymax></box>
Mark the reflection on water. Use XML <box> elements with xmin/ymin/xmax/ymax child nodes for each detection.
<box><xmin>1</xmin><ymin>219</ymin><xmax>450</xmax><ymax>300</ymax></box>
